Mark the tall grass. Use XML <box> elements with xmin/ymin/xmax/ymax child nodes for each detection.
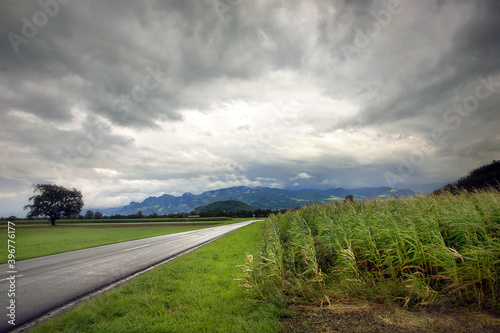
<box><xmin>240</xmin><ymin>189</ymin><xmax>500</xmax><ymax>310</ymax></box>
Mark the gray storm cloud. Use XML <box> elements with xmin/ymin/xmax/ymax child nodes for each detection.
<box><xmin>0</xmin><ymin>0</ymin><xmax>499</xmax><ymax>216</ymax></box>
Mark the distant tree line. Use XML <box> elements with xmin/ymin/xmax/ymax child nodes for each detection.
<box><xmin>0</xmin><ymin>216</ymin><xmax>20</xmax><ymax>221</ymax></box>
<box><xmin>83</xmin><ymin>210</ymin><xmax>103</xmax><ymax>219</ymax></box>
<box><xmin>101</xmin><ymin>208</ymin><xmax>280</xmax><ymax>219</ymax></box>
<box><xmin>7</xmin><ymin>208</ymin><xmax>280</xmax><ymax>221</ymax></box>
<box><xmin>3</xmin><ymin>207</ymin><xmax>311</xmax><ymax>222</ymax></box>
<box><xmin>192</xmin><ymin>208</ymin><xmax>277</xmax><ymax>218</ymax></box>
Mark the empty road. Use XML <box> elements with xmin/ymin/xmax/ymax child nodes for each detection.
<box><xmin>0</xmin><ymin>220</ymin><xmax>255</xmax><ymax>332</ymax></box>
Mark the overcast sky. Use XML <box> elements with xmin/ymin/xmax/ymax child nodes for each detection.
<box><xmin>1</xmin><ymin>0</ymin><xmax>499</xmax><ymax>217</ymax></box>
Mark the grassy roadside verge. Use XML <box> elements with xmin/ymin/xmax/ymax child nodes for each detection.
<box><xmin>31</xmin><ymin>221</ymin><xmax>283</xmax><ymax>332</ymax></box>
<box><xmin>0</xmin><ymin>225</ymin><xmax>217</xmax><ymax>263</ymax></box>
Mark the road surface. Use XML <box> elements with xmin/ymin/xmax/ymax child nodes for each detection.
<box><xmin>0</xmin><ymin>220</ymin><xmax>255</xmax><ymax>332</ymax></box>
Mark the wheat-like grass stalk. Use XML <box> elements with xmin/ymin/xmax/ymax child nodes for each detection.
<box><xmin>245</xmin><ymin>189</ymin><xmax>500</xmax><ymax>309</ymax></box>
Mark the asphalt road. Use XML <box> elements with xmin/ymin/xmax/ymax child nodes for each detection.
<box><xmin>0</xmin><ymin>220</ymin><xmax>255</xmax><ymax>332</ymax></box>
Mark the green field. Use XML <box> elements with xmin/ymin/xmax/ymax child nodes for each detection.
<box><xmin>0</xmin><ymin>216</ymin><xmax>232</xmax><ymax>226</ymax></box>
<box><xmin>31</xmin><ymin>221</ymin><xmax>282</xmax><ymax>333</ymax></box>
<box><xmin>242</xmin><ymin>189</ymin><xmax>500</xmax><ymax>311</ymax></box>
<box><xmin>0</xmin><ymin>224</ymin><xmax>217</xmax><ymax>263</ymax></box>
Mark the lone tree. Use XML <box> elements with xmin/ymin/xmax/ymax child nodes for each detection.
<box><xmin>24</xmin><ymin>184</ymin><xmax>84</xmax><ymax>226</ymax></box>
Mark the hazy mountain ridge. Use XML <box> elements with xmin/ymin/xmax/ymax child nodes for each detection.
<box><xmin>94</xmin><ymin>186</ymin><xmax>415</xmax><ymax>216</ymax></box>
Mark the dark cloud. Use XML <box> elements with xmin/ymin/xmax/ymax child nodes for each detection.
<box><xmin>332</xmin><ymin>1</ymin><xmax>500</xmax><ymax>139</ymax></box>
<box><xmin>0</xmin><ymin>0</ymin><xmax>499</xmax><ymax>215</ymax></box>
<box><xmin>450</xmin><ymin>0</ymin><xmax>500</xmax><ymax>74</ymax></box>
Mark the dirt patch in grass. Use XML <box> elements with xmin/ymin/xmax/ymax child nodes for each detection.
<box><xmin>281</xmin><ymin>302</ymin><xmax>500</xmax><ymax>333</ymax></box>
<box><xmin>12</xmin><ymin>223</ymin><xmax>220</xmax><ymax>229</ymax></box>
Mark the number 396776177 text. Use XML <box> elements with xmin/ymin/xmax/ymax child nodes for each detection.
<box><xmin>7</xmin><ymin>221</ymin><xmax>17</xmax><ymax>326</ymax></box>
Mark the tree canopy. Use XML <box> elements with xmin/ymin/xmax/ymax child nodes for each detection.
<box><xmin>24</xmin><ymin>184</ymin><xmax>84</xmax><ymax>225</ymax></box>
<box><xmin>432</xmin><ymin>160</ymin><xmax>500</xmax><ymax>195</ymax></box>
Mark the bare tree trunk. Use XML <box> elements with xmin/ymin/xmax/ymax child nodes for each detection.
<box><xmin>50</xmin><ymin>216</ymin><xmax>56</xmax><ymax>226</ymax></box>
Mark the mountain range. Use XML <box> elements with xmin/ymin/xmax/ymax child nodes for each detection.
<box><xmin>93</xmin><ymin>186</ymin><xmax>416</xmax><ymax>216</ymax></box>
